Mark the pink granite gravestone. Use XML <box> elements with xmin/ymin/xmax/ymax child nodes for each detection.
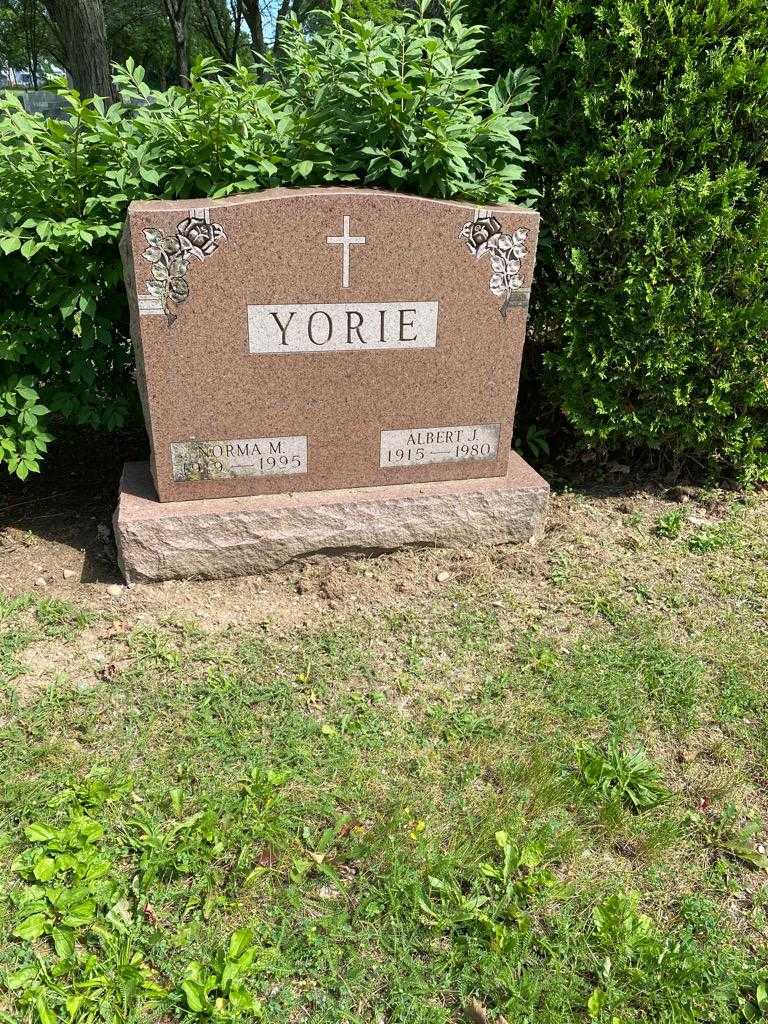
<box><xmin>115</xmin><ymin>187</ymin><xmax>548</xmax><ymax>581</ymax></box>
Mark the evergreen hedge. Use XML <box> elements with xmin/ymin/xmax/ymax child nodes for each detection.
<box><xmin>479</xmin><ymin>0</ymin><xmax>768</xmax><ymax>481</ymax></box>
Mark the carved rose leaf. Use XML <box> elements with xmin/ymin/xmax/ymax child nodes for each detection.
<box><xmin>169</xmin><ymin>278</ymin><xmax>189</xmax><ymax>302</ymax></box>
<box><xmin>490</xmin><ymin>271</ymin><xmax>524</xmax><ymax>297</ymax></box>
<box><xmin>490</xmin><ymin>251</ymin><xmax>521</xmax><ymax>277</ymax></box>
<box><xmin>141</xmin><ymin>246</ymin><xmax>164</xmax><ymax>264</ymax></box>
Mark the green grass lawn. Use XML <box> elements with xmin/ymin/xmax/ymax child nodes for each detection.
<box><xmin>1</xmin><ymin>487</ymin><xmax>767</xmax><ymax>1023</ymax></box>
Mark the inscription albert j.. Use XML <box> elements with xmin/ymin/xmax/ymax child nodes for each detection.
<box><xmin>380</xmin><ymin>424</ymin><xmax>500</xmax><ymax>469</ymax></box>
<box><xmin>248</xmin><ymin>302</ymin><xmax>439</xmax><ymax>354</ymax></box>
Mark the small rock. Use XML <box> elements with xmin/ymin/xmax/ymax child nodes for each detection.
<box><xmin>435</xmin><ymin>570</ymin><xmax>451</xmax><ymax>583</ymax></box>
<box><xmin>62</xmin><ymin>569</ymin><xmax>77</xmax><ymax>580</ymax></box>
<box><xmin>107</xmin><ymin>584</ymin><xmax>124</xmax><ymax>598</ymax></box>
<box><xmin>666</xmin><ymin>485</ymin><xmax>699</xmax><ymax>501</ymax></box>
<box><xmin>34</xmin><ymin>576</ymin><xmax>47</xmax><ymax>588</ymax></box>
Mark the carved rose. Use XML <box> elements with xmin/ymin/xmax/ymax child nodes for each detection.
<box><xmin>460</xmin><ymin>211</ymin><xmax>502</xmax><ymax>258</ymax></box>
<box><xmin>176</xmin><ymin>216</ymin><xmax>227</xmax><ymax>261</ymax></box>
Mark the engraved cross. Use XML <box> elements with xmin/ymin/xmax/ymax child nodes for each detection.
<box><xmin>327</xmin><ymin>215</ymin><xmax>366</xmax><ymax>289</ymax></box>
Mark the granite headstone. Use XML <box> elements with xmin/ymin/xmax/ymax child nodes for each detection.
<box><xmin>115</xmin><ymin>187</ymin><xmax>549</xmax><ymax>580</ymax></box>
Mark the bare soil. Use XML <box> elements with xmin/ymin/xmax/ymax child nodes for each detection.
<box><xmin>0</xmin><ymin>428</ymin><xmax>755</xmax><ymax>637</ymax></box>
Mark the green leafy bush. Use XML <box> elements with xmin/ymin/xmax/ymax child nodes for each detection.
<box><xmin>0</xmin><ymin>0</ymin><xmax>535</xmax><ymax>480</ymax></box>
<box><xmin>477</xmin><ymin>0</ymin><xmax>768</xmax><ymax>482</ymax></box>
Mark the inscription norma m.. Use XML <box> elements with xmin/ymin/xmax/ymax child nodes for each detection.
<box><xmin>171</xmin><ymin>436</ymin><xmax>307</xmax><ymax>481</ymax></box>
<box><xmin>380</xmin><ymin>424</ymin><xmax>500</xmax><ymax>469</ymax></box>
<box><xmin>248</xmin><ymin>302</ymin><xmax>438</xmax><ymax>353</ymax></box>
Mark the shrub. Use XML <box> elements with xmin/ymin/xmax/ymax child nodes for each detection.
<box><xmin>476</xmin><ymin>0</ymin><xmax>768</xmax><ymax>482</ymax></box>
<box><xmin>0</xmin><ymin>1</ymin><xmax>535</xmax><ymax>480</ymax></box>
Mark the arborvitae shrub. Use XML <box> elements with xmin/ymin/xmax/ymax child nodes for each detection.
<box><xmin>478</xmin><ymin>0</ymin><xmax>768</xmax><ymax>482</ymax></box>
<box><xmin>0</xmin><ymin>1</ymin><xmax>535</xmax><ymax>479</ymax></box>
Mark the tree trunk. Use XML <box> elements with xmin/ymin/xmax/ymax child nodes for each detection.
<box><xmin>162</xmin><ymin>0</ymin><xmax>191</xmax><ymax>86</ymax></box>
<box><xmin>171</xmin><ymin>21</ymin><xmax>189</xmax><ymax>85</ymax></box>
<box><xmin>270</xmin><ymin>0</ymin><xmax>292</xmax><ymax>63</ymax></box>
<box><xmin>242</xmin><ymin>0</ymin><xmax>264</xmax><ymax>59</ymax></box>
<box><xmin>23</xmin><ymin>0</ymin><xmax>41</xmax><ymax>89</ymax></box>
<box><xmin>42</xmin><ymin>0</ymin><xmax>113</xmax><ymax>99</ymax></box>
<box><xmin>198</xmin><ymin>0</ymin><xmax>243</xmax><ymax>64</ymax></box>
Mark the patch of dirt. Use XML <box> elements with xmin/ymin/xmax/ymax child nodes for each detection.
<box><xmin>12</xmin><ymin>626</ymin><xmax>109</xmax><ymax>699</ymax></box>
<box><xmin>1</xmin><ymin>429</ymin><xmax>766</xmax><ymax>641</ymax></box>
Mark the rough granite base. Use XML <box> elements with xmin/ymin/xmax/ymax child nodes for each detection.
<box><xmin>113</xmin><ymin>454</ymin><xmax>549</xmax><ymax>583</ymax></box>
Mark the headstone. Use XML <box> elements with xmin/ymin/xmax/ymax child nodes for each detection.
<box><xmin>20</xmin><ymin>90</ymin><xmax>68</xmax><ymax>119</ymax></box>
<box><xmin>114</xmin><ymin>187</ymin><xmax>549</xmax><ymax>581</ymax></box>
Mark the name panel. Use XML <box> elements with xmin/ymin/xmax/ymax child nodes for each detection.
<box><xmin>171</xmin><ymin>436</ymin><xmax>308</xmax><ymax>481</ymax></box>
<box><xmin>380</xmin><ymin>423</ymin><xmax>501</xmax><ymax>468</ymax></box>
<box><xmin>248</xmin><ymin>301</ymin><xmax>439</xmax><ymax>353</ymax></box>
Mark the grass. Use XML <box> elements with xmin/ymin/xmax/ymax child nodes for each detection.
<box><xmin>1</xmin><ymin>488</ymin><xmax>768</xmax><ymax>1022</ymax></box>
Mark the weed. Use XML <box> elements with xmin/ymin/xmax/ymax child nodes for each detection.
<box><xmin>574</xmin><ymin>740</ymin><xmax>670</xmax><ymax>812</ymax></box>
<box><xmin>174</xmin><ymin>929</ymin><xmax>263</xmax><ymax>1020</ymax></box>
<box><xmin>420</xmin><ymin>831</ymin><xmax>555</xmax><ymax>954</ymax></box>
<box><xmin>125</xmin><ymin>806</ymin><xmax>224</xmax><ymax>887</ymax></box>
<box><xmin>587</xmin><ymin>891</ymin><xmax>744</xmax><ymax>1020</ymax></box>
<box><xmin>688</xmin><ymin>526</ymin><xmax>728</xmax><ymax>553</ymax></box>
<box><xmin>11</xmin><ymin>815</ymin><xmax>120</xmax><ymax>953</ymax></box>
<box><xmin>654</xmin><ymin>509</ymin><xmax>685</xmax><ymax>539</ymax></box>
<box><xmin>693</xmin><ymin>806</ymin><xmax>768</xmax><ymax>872</ymax></box>
<box><xmin>515</xmin><ymin>423</ymin><xmax>550</xmax><ymax>461</ymax></box>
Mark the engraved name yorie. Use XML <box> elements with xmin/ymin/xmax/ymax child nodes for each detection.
<box><xmin>248</xmin><ymin>302</ymin><xmax>439</xmax><ymax>353</ymax></box>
